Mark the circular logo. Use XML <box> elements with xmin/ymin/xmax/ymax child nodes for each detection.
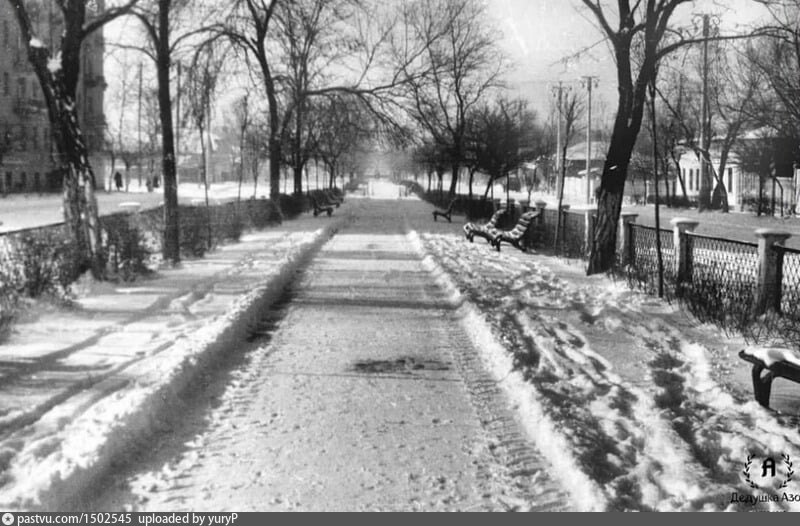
<box><xmin>2</xmin><ymin>513</ymin><xmax>14</xmax><ymax>526</ymax></box>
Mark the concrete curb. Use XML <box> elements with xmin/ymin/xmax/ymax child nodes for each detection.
<box><xmin>0</xmin><ymin>221</ymin><xmax>340</xmax><ymax>511</ymax></box>
<box><xmin>405</xmin><ymin>228</ymin><xmax>609</xmax><ymax>512</ymax></box>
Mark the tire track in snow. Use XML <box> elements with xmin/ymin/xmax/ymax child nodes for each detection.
<box><xmin>415</xmin><ymin>231</ymin><xmax>800</xmax><ymax>511</ymax></box>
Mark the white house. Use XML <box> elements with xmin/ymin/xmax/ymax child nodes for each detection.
<box><xmin>678</xmin><ymin>129</ymin><xmax>797</xmax><ymax>211</ymax></box>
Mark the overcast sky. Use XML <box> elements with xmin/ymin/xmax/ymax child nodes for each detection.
<box><xmin>488</xmin><ymin>0</ymin><xmax>772</xmax><ymax>124</ymax></box>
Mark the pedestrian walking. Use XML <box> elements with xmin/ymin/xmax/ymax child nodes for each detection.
<box><xmin>114</xmin><ymin>171</ymin><xmax>123</xmax><ymax>191</ymax></box>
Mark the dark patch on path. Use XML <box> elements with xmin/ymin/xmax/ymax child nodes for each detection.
<box><xmin>351</xmin><ymin>356</ymin><xmax>450</xmax><ymax>375</ymax></box>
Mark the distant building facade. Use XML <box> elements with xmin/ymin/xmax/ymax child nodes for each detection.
<box><xmin>0</xmin><ymin>0</ymin><xmax>106</xmax><ymax>194</ymax></box>
<box><xmin>678</xmin><ymin>131</ymin><xmax>798</xmax><ymax>211</ymax></box>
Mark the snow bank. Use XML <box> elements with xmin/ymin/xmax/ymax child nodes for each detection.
<box><xmin>409</xmin><ymin>229</ymin><xmax>800</xmax><ymax>512</ymax></box>
<box><xmin>0</xmin><ymin>225</ymin><xmax>338</xmax><ymax>511</ymax></box>
<box><xmin>407</xmin><ymin>230</ymin><xmax>607</xmax><ymax>511</ymax></box>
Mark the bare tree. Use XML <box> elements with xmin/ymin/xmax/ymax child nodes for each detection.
<box><xmin>747</xmin><ymin>1</ymin><xmax>800</xmax><ymax>205</ymax></box>
<box><xmin>579</xmin><ymin>0</ymin><xmax>759</xmax><ymax>273</ymax></box>
<box><xmin>223</xmin><ymin>0</ymin><xmax>410</xmax><ymax>204</ymax></box>
<box><xmin>400</xmin><ymin>0</ymin><xmax>504</xmax><ymax>197</ymax></box>
<box><xmin>553</xmin><ymin>90</ymin><xmax>584</xmax><ymax>251</ymax></box>
<box><xmin>123</xmin><ymin>0</ymin><xmax>223</xmax><ymax>263</ymax></box>
<box><xmin>313</xmin><ymin>95</ymin><xmax>371</xmax><ymax>189</ymax></box>
<box><xmin>231</xmin><ymin>94</ymin><xmax>251</xmax><ymax>202</ymax></box>
<box><xmin>471</xmin><ymin>98</ymin><xmax>541</xmax><ymax>205</ymax></box>
<box><xmin>185</xmin><ymin>40</ymin><xmax>225</xmax><ymax>208</ymax></box>
<box><xmin>8</xmin><ymin>0</ymin><xmax>139</xmax><ymax>277</ymax></box>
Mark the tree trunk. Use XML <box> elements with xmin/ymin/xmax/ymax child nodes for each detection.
<box><xmin>265</xmin><ymin>74</ymin><xmax>281</xmax><ymax>203</ymax></box>
<box><xmin>554</xmin><ymin>147</ymin><xmax>568</xmax><ymax>252</ymax></box>
<box><xmin>157</xmin><ymin>0</ymin><xmax>180</xmax><ymax>264</ymax></box>
<box><xmin>587</xmin><ymin>132</ymin><xmax>635</xmax><ymax>274</ymax></box>
<box><xmin>10</xmin><ymin>2</ymin><xmax>104</xmax><ymax>277</ymax></box>
<box><xmin>449</xmin><ymin>163</ymin><xmax>459</xmax><ymax>196</ymax></box>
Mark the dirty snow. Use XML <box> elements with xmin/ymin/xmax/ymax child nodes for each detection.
<box><xmin>743</xmin><ymin>347</ymin><xmax>800</xmax><ymax>368</ymax></box>
<box><xmin>0</xmin><ymin>224</ymin><xmax>335</xmax><ymax>511</ymax></box>
<box><xmin>1</xmin><ymin>188</ymin><xmax>799</xmax><ymax>512</ymax></box>
<box><xmin>411</xmin><ymin>227</ymin><xmax>800</xmax><ymax>511</ymax></box>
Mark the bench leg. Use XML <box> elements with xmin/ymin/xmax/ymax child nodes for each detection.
<box><xmin>751</xmin><ymin>363</ymin><xmax>774</xmax><ymax>408</ymax></box>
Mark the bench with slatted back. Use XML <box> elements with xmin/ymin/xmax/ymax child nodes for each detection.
<box><xmin>491</xmin><ymin>210</ymin><xmax>542</xmax><ymax>252</ymax></box>
<box><xmin>310</xmin><ymin>195</ymin><xmax>334</xmax><ymax>217</ymax></box>
<box><xmin>739</xmin><ymin>347</ymin><xmax>800</xmax><ymax>409</ymax></box>
<box><xmin>432</xmin><ymin>199</ymin><xmax>456</xmax><ymax>222</ymax></box>
<box><xmin>463</xmin><ymin>208</ymin><xmax>505</xmax><ymax>244</ymax></box>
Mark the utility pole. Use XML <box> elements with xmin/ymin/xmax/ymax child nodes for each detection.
<box><xmin>695</xmin><ymin>13</ymin><xmax>718</xmax><ymax>210</ymax></box>
<box><xmin>551</xmin><ymin>81</ymin><xmax>567</xmax><ymax>182</ymax></box>
<box><xmin>551</xmin><ymin>80</ymin><xmax>571</xmax><ymax>251</ymax></box>
<box><xmin>582</xmin><ymin>76</ymin><xmax>598</xmax><ymax>205</ymax></box>
<box><xmin>137</xmin><ymin>62</ymin><xmax>143</xmax><ymax>189</ymax></box>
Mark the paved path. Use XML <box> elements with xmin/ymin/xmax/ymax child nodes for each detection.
<box><xmin>88</xmin><ymin>200</ymin><xmax>570</xmax><ymax>512</ymax></box>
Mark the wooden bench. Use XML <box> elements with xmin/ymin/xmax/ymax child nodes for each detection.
<box><xmin>463</xmin><ymin>209</ymin><xmax>505</xmax><ymax>244</ymax></box>
<box><xmin>322</xmin><ymin>190</ymin><xmax>342</xmax><ymax>208</ymax></box>
<box><xmin>310</xmin><ymin>196</ymin><xmax>334</xmax><ymax>217</ymax></box>
<box><xmin>492</xmin><ymin>210</ymin><xmax>542</xmax><ymax>252</ymax></box>
<box><xmin>432</xmin><ymin>199</ymin><xmax>456</xmax><ymax>222</ymax></box>
<box><xmin>739</xmin><ymin>347</ymin><xmax>800</xmax><ymax>409</ymax></box>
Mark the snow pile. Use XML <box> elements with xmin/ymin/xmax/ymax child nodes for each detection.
<box><xmin>0</xmin><ymin>225</ymin><xmax>336</xmax><ymax>511</ymax></box>
<box><xmin>411</xmin><ymin>230</ymin><xmax>800</xmax><ymax>512</ymax></box>
<box><xmin>742</xmin><ymin>347</ymin><xmax>800</xmax><ymax>368</ymax></box>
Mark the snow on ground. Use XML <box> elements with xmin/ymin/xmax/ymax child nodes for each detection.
<box><xmin>408</xmin><ymin>223</ymin><xmax>800</xmax><ymax>512</ymax></box>
<box><xmin>0</xmin><ymin>220</ymin><xmax>337</xmax><ymax>511</ymax></box>
<box><xmin>3</xmin><ymin>183</ymin><xmax>800</xmax><ymax>511</ymax></box>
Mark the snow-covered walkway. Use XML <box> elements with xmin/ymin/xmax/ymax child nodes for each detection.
<box><xmin>86</xmin><ymin>199</ymin><xmax>569</xmax><ymax>511</ymax></box>
<box><xmin>1</xmin><ymin>190</ymin><xmax>799</xmax><ymax>512</ymax></box>
<box><xmin>406</xmin><ymin>199</ymin><xmax>800</xmax><ymax>511</ymax></box>
<box><xmin>0</xmin><ymin>212</ymin><xmax>340</xmax><ymax>510</ymax></box>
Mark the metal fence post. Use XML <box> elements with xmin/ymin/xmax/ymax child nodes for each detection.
<box><xmin>754</xmin><ymin>228</ymin><xmax>792</xmax><ymax>314</ymax></box>
<box><xmin>617</xmin><ymin>212</ymin><xmax>638</xmax><ymax>266</ymax></box>
<box><xmin>584</xmin><ymin>206</ymin><xmax>597</xmax><ymax>256</ymax></box>
<box><xmin>671</xmin><ymin>218</ymin><xmax>699</xmax><ymax>296</ymax></box>
<box><xmin>534</xmin><ymin>200</ymin><xmax>547</xmax><ymax>227</ymax></box>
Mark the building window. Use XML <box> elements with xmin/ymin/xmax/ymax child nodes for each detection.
<box><xmin>34</xmin><ymin>172</ymin><xmax>40</xmax><ymax>191</ymax></box>
<box><xmin>688</xmin><ymin>169</ymin><xmax>693</xmax><ymax>191</ymax></box>
<box><xmin>727</xmin><ymin>168</ymin><xmax>733</xmax><ymax>192</ymax></box>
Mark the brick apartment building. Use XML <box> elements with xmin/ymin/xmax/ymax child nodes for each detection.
<box><xmin>0</xmin><ymin>0</ymin><xmax>106</xmax><ymax>194</ymax></box>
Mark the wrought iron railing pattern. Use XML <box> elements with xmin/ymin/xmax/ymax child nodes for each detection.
<box><xmin>683</xmin><ymin>234</ymin><xmax>759</xmax><ymax>332</ymax></box>
<box><xmin>561</xmin><ymin>211</ymin><xmax>587</xmax><ymax>260</ymax></box>
<box><xmin>779</xmin><ymin>246</ymin><xmax>800</xmax><ymax>322</ymax></box>
<box><xmin>626</xmin><ymin>225</ymin><xmax>676</xmax><ymax>299</ymax></box>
